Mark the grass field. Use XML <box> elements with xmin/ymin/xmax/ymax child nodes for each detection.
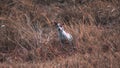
<box><xmin>0</xmin><ymin>0</ymin><xmax>120</xmax><ymax>68</ymax></box>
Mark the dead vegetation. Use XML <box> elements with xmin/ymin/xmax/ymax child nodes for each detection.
<box><xmin>0</xmin><ymin>0</ymin><xmax>120</xmax><ymax>68</ymax></box>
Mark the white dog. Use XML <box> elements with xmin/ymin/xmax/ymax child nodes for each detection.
<box><xmin>54</xmin><ymin>22</ymin><xmax>73</xmax><ymax>46</ymax></box>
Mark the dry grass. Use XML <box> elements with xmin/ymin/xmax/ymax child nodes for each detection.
<box><xmin>0</xmin><ymin>0</ymin><xmax>120</xmax><ymax>68</ymax></box>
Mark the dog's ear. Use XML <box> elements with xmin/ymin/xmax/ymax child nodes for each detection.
<box><xmin>51</xmin><ymin>21</ymin><xmax>57</xmax><ymax>26</ymax></box>
<box><xmin>54</xmin><ymin>22</ymin><xmax>58</xmax><ymax>25</ymax></box>
<box><xmin>61</xmin><ymin>23</ymin><xmax>64</xmax><ymax>26</ymax></box>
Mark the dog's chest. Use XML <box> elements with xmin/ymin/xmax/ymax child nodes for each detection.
<box><xmin>58</xmin><ymin>31</ymin><xmax>70</xmax><ymax>40</ymax></box>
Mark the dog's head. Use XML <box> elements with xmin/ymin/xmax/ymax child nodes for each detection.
<box><xmin>53</xmin><ymin>22</ymin><xmax>64</xmax><ymax>27</ymax></box>
<box><xmin>53</xmin><ymin>22</ymin><xmax>64</xmax><ymax>31</ymax></box>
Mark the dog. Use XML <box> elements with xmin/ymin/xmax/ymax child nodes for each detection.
<box><xmin>54</xmin><ymin>22</ymin><xmax>73</xmax><ymax>46</ymax></box>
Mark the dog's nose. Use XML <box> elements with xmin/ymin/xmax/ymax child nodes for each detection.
<box><xmin>58</xmin><ymin>28</ymin><xmax>60</xmax><ymax>31</ymax></box>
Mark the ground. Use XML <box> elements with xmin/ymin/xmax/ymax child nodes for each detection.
<box><xmin>0</xmin><ymin>0</ymin><xmax>120</xmax><ymax>68</ymax></box>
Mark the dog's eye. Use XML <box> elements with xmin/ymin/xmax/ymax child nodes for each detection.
<box><xmin>60</xmin><ymin>25</ymin><xmax>62</xmax><ymax>27</ymax></box>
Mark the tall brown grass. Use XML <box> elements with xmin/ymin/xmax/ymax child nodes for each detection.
<box><xmin>0</xmin><ymin>0</ymin><xmax>120</xmax><ymax>68</ymax></box>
